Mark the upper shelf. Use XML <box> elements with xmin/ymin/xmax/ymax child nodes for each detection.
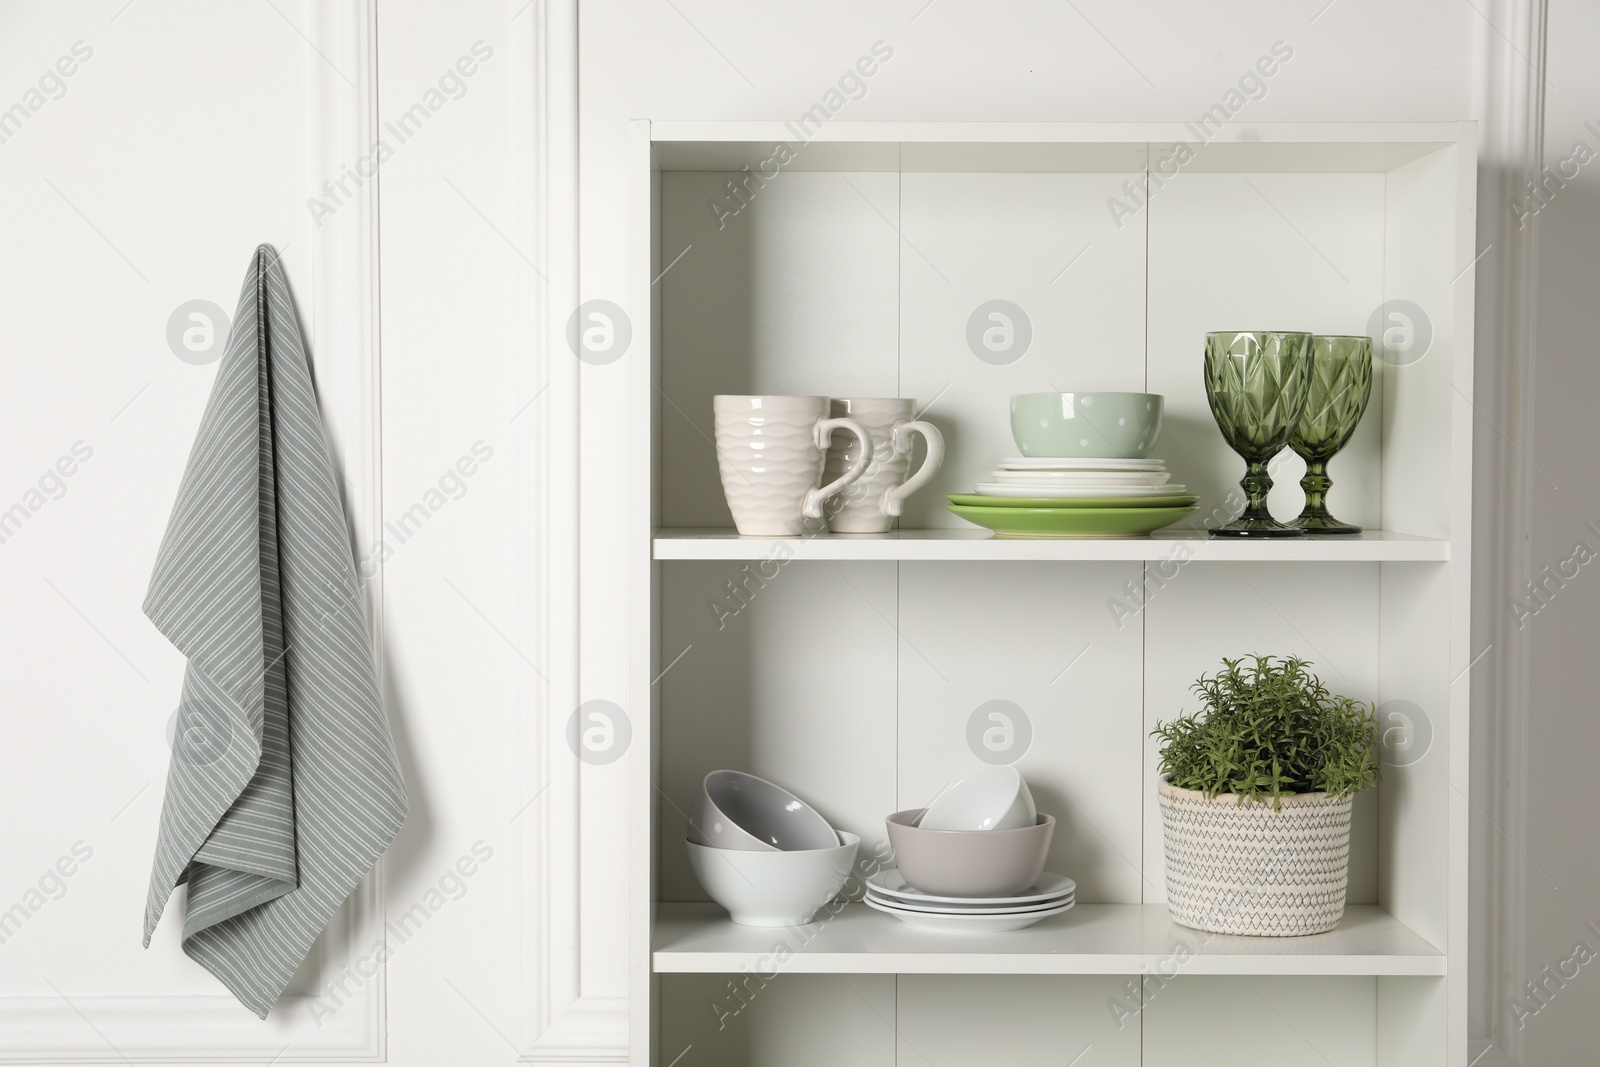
<box><xmin>653</xmin><ymin>528</ymin><xmax>1450</xmax><ymax>563</ymax></box>
<box><xmin>653</xmin><ymin>903</ymin><xmax>1446</xmax><ymax>977</ymax></box>
<box><xmin>648</xmin><ymin>121</ymin><xmax>1468</xmax><ymax>174</ymax></box>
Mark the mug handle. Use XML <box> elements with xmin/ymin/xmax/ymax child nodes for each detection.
<box><xmin>881</xmin><ymin>420</ymin><xmax>945</xmax><ymax>517</ymax></box>
<box><xmin>804</xmin><ymin>417</ymin><xmax>874</xmax><ymax>519</ymax></box>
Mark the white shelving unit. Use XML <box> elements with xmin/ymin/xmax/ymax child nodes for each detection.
<box><xmin>627</xmin><ymin>122</ymin><xmax>1475</xmax><ymax>1067</ymax></box>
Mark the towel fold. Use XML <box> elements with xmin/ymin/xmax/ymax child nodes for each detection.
<box><xmin>143</xmin><ymin>244</ymin><xmax>407</xmax><ymax>1018</ymax></box>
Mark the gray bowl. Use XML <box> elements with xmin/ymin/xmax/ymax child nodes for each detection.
<box><xmin>886</xmin><ymin>808</ymin><xmax>1055</xmax><ymax>897</ymax></box>
<box><xmin>687</xmin><ymin>770</ymin><xmax>839</xmax><ymax>851</ymax></box>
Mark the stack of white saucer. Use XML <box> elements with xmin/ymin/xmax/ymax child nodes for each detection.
<box><xmin>975</xmin><ymin>457</ymin><xmax>1186</xmax><ymax>500</ymax></box>
<box><xmin>863</xmin><ymin>870</ymin><xmax>1077</xmax><ymax>933</ymax></box>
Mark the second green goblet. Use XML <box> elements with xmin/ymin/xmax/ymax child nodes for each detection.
<box><xmin>1203</xmin><ymin>331</ymin><xmax>1314</xmax><ymax>538</ymax></box>
<box><xmin>1289</xmin><ymin>335</ymin><xmax>1374</xmax><ymax>534</ymax></box>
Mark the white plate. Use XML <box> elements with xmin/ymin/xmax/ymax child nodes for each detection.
<box><xmin>864</xmin><ymin>889</ymin><xmax>1073</xmax><ymax>915</ymax></box>
<box><xmin>998</xmin><ymin>457</ymin><xmax>1166</xmax><ymax>471</ymax></box>
<box><xmin>973</xmin><ymin>483</ymin><xmax>1190</xmax><ymax>499</ymax></box>
<box><xmin>990</xmin><ymin>469</ymin><xmax>1172</xmax><ymax>486</ymax></box>
<box><xmin>867</xmin><ymin>870</ymin><xmax>1077</xmax><ymax>907</ymax></box>
<box><xmin>864</xmin><ymin>893</ymin><xmax>1075</xmax><ymax>932</ymax></box>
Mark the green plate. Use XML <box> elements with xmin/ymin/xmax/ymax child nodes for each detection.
<box><xmin>948</xmin><ymin>504</ymin><xmax>1199</xmax><ymax>539</ymax></box>
<box><xmin>947</xmin><ymin>492</ymin><xmax>1198</xmax><ymax>510</ymax></box>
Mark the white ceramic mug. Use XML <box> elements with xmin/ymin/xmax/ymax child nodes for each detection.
<box><xmin>823</xmin><ymin>398</ymin><xmax>945</xmax><ymax>533</ymax></box>
<box><xmin>712</xmin><ymin>395</ymin><xmax>874</xmax><ymax>536</ymax></box>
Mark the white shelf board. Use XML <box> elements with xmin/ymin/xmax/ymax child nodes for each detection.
<box><xmin>653</xmin><ymin>528</ymin><xmax>1450</xmax><ymax>563</ymax></box>
<box><xmin>649</xmin><ymin>120</ymin><xmax>1466</xmax><ymax>144</ymax></box>
<box><xmin>648</xmin><ymin>122</ymin><xmax>1461</xmax><ymax>175</ymax></box>
<box><xmin>652</xmin><ymin>903</ymin><xmax>1446</xmax><ymax>977</ymax></box>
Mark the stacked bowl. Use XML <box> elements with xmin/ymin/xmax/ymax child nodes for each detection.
<box><xmin>869</xmin><ymin>767</ymin><xmax>1075</xmax><ymax>932</ymax></box>
<box><xmin>948</xmin><ymin>392</ymin><xmax>1199</xmax><ymax>538</ymax></box>
<box><xmin>686</xmin><ymin>770</ymin><xmax>859</xmax><ymax>927</ymax></box>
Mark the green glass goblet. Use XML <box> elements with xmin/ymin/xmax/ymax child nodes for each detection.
<box><xmin>1203</xmin><ymin>331</ymin><xmax>1314</xmax><ymax>538</ymax></box>
<box><xmin>1289</xmin><ymin>335</ymin><xmax>1373</xmax><ymax>534</ymax></box>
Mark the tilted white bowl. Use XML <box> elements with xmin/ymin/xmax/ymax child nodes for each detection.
<box><xmin>687</xmin><ymin>832</ymin><xmax>861</xmax><ymax>926</ymax></box>
<box><xmin>919</xmin><ymin>766</ymin><xmax>1037</xmax><ymax>831</ymax></box>
<box><xmin>686</xmin><ymin>769</ymin><xmax>839</xmax><ymax>851</ymax></box>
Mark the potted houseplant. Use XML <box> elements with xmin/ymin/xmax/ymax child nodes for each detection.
<box><xmin>1152</xmin><ymin>655</ymin><xmax>1379</xmax><ymax>936</ymax></box>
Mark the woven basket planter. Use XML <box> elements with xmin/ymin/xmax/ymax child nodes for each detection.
<box><xmin>1157</xmin><ymin>777</ymin><xmax>1353</xmax><ymax>936</ymax></box>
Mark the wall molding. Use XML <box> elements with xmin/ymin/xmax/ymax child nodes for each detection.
<box><xmin>0</xmin><ymin>912</ymin><xmax>380</xmax><ymax>1061</ymax></box>
<box><xmin>0</xmin><ymin>985</ymin><xmax>375</xmax><ymax>1063</ymax></box>
<box><xmin>301</xmin><ymin>0</ymin><xmax>387</xmax><ymax>1054</ymax></box>
<box><xmin>513</xmin><ymin>0</ymin><xmax>628</xmax><ymax>1063</ymax></box>
<box><xmin>1470</xmin><ymin>0</ymin><xmax>1546</xmax><ymax>1063</ymax></box>
<box><xmin>523</xmin><ymin>997</ymin><xmax>630</xmax><ymax>1064</ymax></box>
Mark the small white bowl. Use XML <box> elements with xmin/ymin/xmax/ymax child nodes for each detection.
<box><xmin>919</xmin><ymin>766</ymin><xmax>1036</xmax><ymax>831</ymax></box>
<box><xmin>686</xmin><ymin>832</ymin><xmax>861</xmax><ymax>927</ymax></box>
<box><xmin>686</xmin><ymin>770</ymin><xmax>839</xmax><ymax>851</ymax></box>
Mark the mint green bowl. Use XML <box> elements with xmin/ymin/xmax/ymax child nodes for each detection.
<box><xmin>1010</xmin><ymin>392</ymin><xmax>1164</xmax><ymax>459</ymax></box>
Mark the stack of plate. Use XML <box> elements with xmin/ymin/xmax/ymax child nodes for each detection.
<box><xmin>948</xmin><ymin>458</ymin><xmax>1199</xmax><ymax>538</ymax></box>
<box><xmin>863</xmin><ymin>870</ymin><xmax>1076</xmax><ymax>933</ymax></box>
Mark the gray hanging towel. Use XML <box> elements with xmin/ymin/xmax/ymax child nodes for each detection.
<box><xmin>142</xmin><ymin>244</ymin><xmax>407</xmax><ymax>1018</ymax></box>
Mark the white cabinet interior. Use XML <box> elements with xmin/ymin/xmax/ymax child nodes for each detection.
<box><xmin>622</xmin><ymin>123</ymin><xmax>1474</xmax><ymax>1066</ymax></box>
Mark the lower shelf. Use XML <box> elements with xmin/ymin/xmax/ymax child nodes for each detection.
<box><xmin>652</xmin><ymin>528</ymin><xmax>1450</xmax><ymax>561</ymax></box>
<box><xmin>652</xmin><ymin>902</ymin><xmax>1445</xmax><ymax>977</ymax></box>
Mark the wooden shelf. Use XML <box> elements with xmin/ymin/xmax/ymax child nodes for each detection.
<box><xmin>653</xmin><ymin>528</ymin><xmax>1450</xmax><ymax>563</ymax></box>
<box><xmin>652</xmin><ymin>903</ymin><xmax>1446</xmax><ymax>977</ymax></box>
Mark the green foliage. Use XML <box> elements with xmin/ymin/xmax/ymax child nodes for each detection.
<box><xmin>1152</xmin><ymin>655</ymin><xmax>1379</xmax><ymax>806</ymax></box>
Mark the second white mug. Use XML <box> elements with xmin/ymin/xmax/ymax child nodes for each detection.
<box><xmin>823</xmin><ymin>398</ymin><xmax>945</xmax><ymax>533</ymax></box>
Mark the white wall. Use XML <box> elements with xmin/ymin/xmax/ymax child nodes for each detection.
<box><xmin>0</xmin><ymin>0</ymin><xmax>560</xmax><ymax>1062</ymax></box>
<box><xmin>373</xmin><ymin>1</ymin><xmax>545</xmax><ymax>1062</ymax></box>
<box><xmin>0</xmin><ymin>0</ymin><xmax>317</xmax><ymax>999</ymax></box>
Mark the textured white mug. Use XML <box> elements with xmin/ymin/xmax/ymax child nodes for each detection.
<box><xmin>823</xmin><ymin>398</ymin><xmax>945</xmax><ymax>533</ymax></box>
<box><xmin>712</xmin><ymin>395</ymin><xmax>874</xmax><ymax>536</ymax></box>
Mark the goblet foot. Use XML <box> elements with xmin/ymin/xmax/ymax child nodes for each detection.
<box><xmin>1289</xmin><ymin>510</ymin><xmax>1362</xmax><ymax>534</ymax></box>
<box><xmin>1209</xmin><ymin>459</ymin><xmax>1304</xmax><ymax>537</ymax></box>
<box><xmin>1289</xmin><ymin>462</ymin><xmax>1360</xmax><ymax>534</ymax></box>
<box><xmin>1210</xmin><ymin>514</ymin><xmax>1305</xmax><ymax>538</ymax></box>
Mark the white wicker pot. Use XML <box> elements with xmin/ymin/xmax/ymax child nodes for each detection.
<box><xmin>1157</xmin><ymin>778</ymin><xmax>1353</xmax><ymax>937</ymax></box>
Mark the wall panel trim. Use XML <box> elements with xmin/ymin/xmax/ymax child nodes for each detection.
<box><xmin>1470</xmin><ymin>0</ymin><xmax>1546</xmax><ymax>1063</ymax></box>
<box><xmin>517</xmin><ymin>0</ymin><xmax>627</xmax><ymax>1062</ymax></box>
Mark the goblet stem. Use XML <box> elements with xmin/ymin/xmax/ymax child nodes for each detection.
<box><xmin>1290</xmin><ymin>459</ymin><xmax>1362</xmax><ymax>534</ymax></box>
<box><xmin>1300</xmin><ymin>462</ymin><xmax>1330</xmax><ymax>515</ymax></box>
<box><xmin>1239</xmin><ymin>461</ymin><xmax>1276</xmax><ymax>524</ymax></box>
<box><xmin>1210</xmin><ymin>455</ymin><xmax>1303</xmax><ymax>537</ymax></box>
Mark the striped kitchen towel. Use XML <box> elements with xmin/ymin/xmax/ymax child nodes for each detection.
<box><xmin>142</xmin><ymin>245</ymin><xmax>407</xmax><ymax>1018</ymax></box>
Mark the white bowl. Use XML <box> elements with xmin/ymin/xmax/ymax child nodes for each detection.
<box><xmin>686</xmin><ymin>770</ymin><xmax>839</xmax><ymax>852</ymax></box>
<box><xmin>919</xmin><ymin>766</ymin><xmax>1036</xmax><ymax>831</ymax></box>
<box><xmin>686</xmin><ymin>832</ymin><xmax>861</xmax><ymax>927</ymax></box>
